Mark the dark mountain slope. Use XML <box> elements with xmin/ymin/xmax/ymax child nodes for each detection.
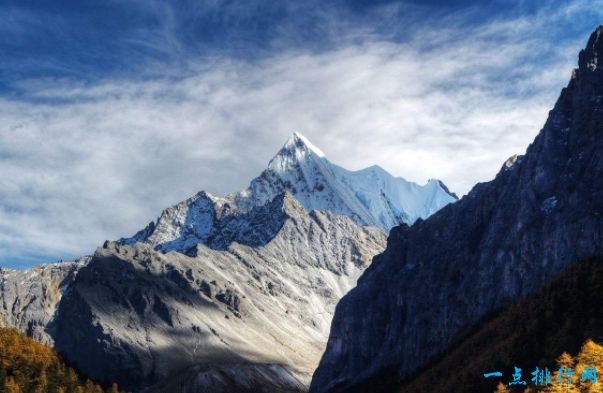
<box><xmin>311</xmin><ymin>25</ymin><xmax>603</xmax><ymax>393</ymax></box>
<box><xmin>399</xmin><ymin>255</ymin><xmax>603</xmax><ymax>393</ymax></box>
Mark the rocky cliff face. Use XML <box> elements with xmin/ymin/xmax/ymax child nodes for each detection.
<box><xmin>0</xmin><ymin>260</ymin><xmax>85</xmax><ymax>345</ymax></box>
<box><xmin>50</xmin><ymin>194</ymin><xmax>386</xmax><ymax>391</ymax></box>
<box><xmin>310</xmin><ymin>26</ymin><xmax>603</xmax><ymax>393</ymax></box>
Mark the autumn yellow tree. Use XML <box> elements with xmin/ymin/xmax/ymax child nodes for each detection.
<box><xmin>516</xmin><ymin>340</ymin><xmax>603</xmax><ymax>393</ymax></box>
<box><xmin>0</xmin><ymin>328</ymin><xmax>128</xmax><ymax>393</ymax></box>
<box><xmin>4</xmin><ymin>376</ymin><xmax>20</xmax><ymax>393</ymax></box>
<box><xmin>573</xmin><ymin>340</ymin><xmax>603</xmax><ymax>393</ymax></box>
<box><xmin>541</xmin><ymin>352</ymin><xmax>580</xmax><ymax>393</ymax></box>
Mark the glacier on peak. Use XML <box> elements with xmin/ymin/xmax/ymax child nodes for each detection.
<box><xmin>121</xmin><ymin>132</ymin><xmax>457</xmax><ymax>252</ymax></box>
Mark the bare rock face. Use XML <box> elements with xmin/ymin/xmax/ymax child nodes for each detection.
<box><xmin>311</xmin><ymin>26</ymin><xmax>603</xmax><ymax>393</ymax></box>
<box><xmin>0</xmin><ymin>260</ymin><xmax>85</xmax><ymax>344</ymax></box>
<box><xmin>145</xmin><ymin>363</ymin><xmax>308</xmax><ymax>393</ymax></box>
<box><xmin>50</xmin><ymin>194</ymin><xmax>386</xmax><ymax>391</ymax></box>
<box><xmin>121</xmin><ymin>190</ymin><xmax>294</xmax><ymax>254</ymax></box>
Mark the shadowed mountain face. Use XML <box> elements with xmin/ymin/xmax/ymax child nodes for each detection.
<box><xmin>397</xmin><ymin>255</ymin><xmax>603</xmax><ymax>393</ymax></box>
<box><xmin>311</xmin><ymin>26</ymin><xmax>603</xmax><ymax>393</ymax></box>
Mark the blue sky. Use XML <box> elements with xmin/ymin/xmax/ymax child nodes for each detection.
<box><xmin>2</xmin><ymin>0</ymin><xmax>594</xmax><ymax>89</ymax></box>
<box><xmin>1</xmin><ymin>0</ymin><xmax>603</xmax><ymax>267</ymax></box>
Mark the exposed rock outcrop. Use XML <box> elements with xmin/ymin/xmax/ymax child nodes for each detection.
<box><xmin>0</xmin><ymin>260</ymin><xmax>86</xmax><ymax>344</ymax></box>
<box><xmin>51</xmin><ymin>194</ymin><xmax>386</xmax><ymax>391</ymax></box>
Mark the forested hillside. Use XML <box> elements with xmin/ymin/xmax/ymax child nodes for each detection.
<box><xmin>0</xmin><ymin>328</ymin><xmax>126</xmax><ymax>393</ymax></box>
<box><xmin>399</xmin><ymin>256</ymin><xmax>603</xmax><ymax>393</ymax></box>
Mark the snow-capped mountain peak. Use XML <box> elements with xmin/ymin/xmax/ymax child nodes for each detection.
<box><xmin>282</xmin><ymin>132</ymin><xmax>325</xmax><ymax>158</ymax></box>
<box><xmin>247</xmin><ymin>132</ymin><xmax>457</xmax><ymax>229</ymax></box>
<box><xmin>266</xmin><ymin>132</ymin><xmax>326</xmax><ymax>175</ymax></box>
<box><xmin>121</xmin><ymin>133</ymin><xmax>457</xmax><ymax>252</ymax></box>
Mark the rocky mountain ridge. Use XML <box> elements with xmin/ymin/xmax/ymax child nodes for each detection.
<box><xmin>2</xmin><ymin>193</ymin><xmax>387</xmax><ymax>392</ymax></box>
<box><xmin>121</xmin><ymin>132</ymin><xmax>456</xmax><ymax>254</ymax></box>
<box><xmin>50</xmin><ymin>193</ymin><xmax>387</xmax><ymax>391</ymax></box>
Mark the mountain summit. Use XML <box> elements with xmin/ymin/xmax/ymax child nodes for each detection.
<box><xmin>276</xmin><ymin>131</ymin><xmax>326</xmax><ymax>158</ymax></box>
<box><xmin>248</xmin><ymin>132</ymin><xmax>457</xmax><ymax>229</ymax></box>
<box><xmin>579</xmin><ymin>25</ymin><xmax>603</xmax><ymax>72</ymax></box>
<box><xmin>122</xmin><ymin>133</ymin><xmax>456</xmax><ymax>253</ymax></box>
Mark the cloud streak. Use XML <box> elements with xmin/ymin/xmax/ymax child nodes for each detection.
<box><xmin>1</xmin><ymin>0</ymin><xmax>602</xmax><ymax>267</ymax></box>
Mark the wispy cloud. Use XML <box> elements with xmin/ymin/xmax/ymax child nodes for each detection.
<box><xmin>1</xmin><ymin>0</ymin><xmax>602</xmax><ymax>267</ymax></box>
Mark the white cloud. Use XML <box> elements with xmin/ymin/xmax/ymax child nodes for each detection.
<box><xmin>0</xmin><ymin>3</ymin><xmax>598</xmax><ymax>266</ymax></box>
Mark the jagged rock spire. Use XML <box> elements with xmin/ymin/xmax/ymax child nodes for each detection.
<box><xmin>579</xmin><ymin>25</ymin><xmax>603</xmax><ymax>72</ymax></box>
